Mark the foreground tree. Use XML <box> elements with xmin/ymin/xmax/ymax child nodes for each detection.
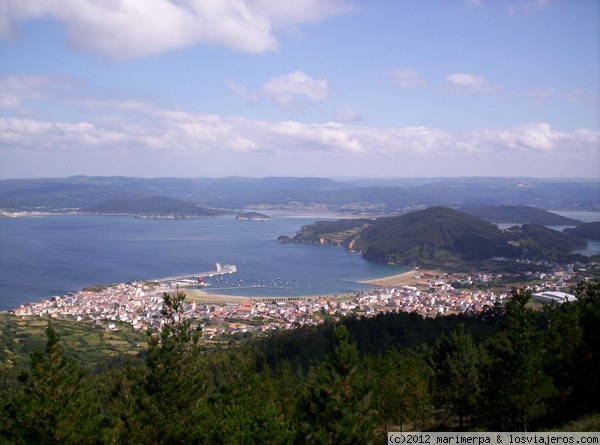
<box><xmin>481</xmin><ymin>289</ymin><xmax>554</xmax><ymax>431</ymax></box>
<box><xmin>370</xmin><ymin>349</ymin><xmax>432</xmax><ymax>434</ymax></box>
<box><xmin>2</xmin><ymin>323</ymin><xmax>102</xmax><ymax>444</ymax></box>
<box><xmin>430</xmin><ymin>324</ymin><xmax>480</xmax><ymax>430</ymax></box>
<box><xmin>142</xmin><ymin>291</ymin><xmax>208</xmax><ymax>443</ymax></box>
<box><xmin>296</xmin><ymin>324</ymin><xmax>376</xmax><ymax>444</ymax></box>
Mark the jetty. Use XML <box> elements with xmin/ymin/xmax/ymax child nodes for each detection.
<box><xmin>154</xmin><ymin>263</ymin><xmax>237</xmax><ymax>285</ymax></box>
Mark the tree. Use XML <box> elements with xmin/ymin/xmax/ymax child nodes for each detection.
<box><xmin>295</xmin><ymin>324</ymin><xmax>376</xmax><ymax>444</ymax></box>
<box><xmin>2</xmin><ymin>322</ymin><xmax>102</xmax><ymax>444</ymax></box>
<box><xmin>481</xmin><ymin>288</ymin><xmax>554</xmax><ymax>431</ymax></box>
<box><xmin>430</xmin><ymin>324</ymin><xmax>480</xmax><ymax>430</ymax></box>
<box><xmin>142</xmin><ymin>291</ymin><xmax>207</xmax><ymax>443</ymax></box>
<box><xmin>570</xmin><ymin>279</ymin><xmax>600</xmax><ymax>413</ymax></box>
<box><xmin>370</xmin><ymin>349</ymin><xmax>433</xmax><ymax>434</ymax></box>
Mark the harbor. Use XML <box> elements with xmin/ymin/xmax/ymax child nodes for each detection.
<box><xmin>158</xmin><ymin>263</ymin><xmax>238</xmax><ymax>287</ymax></box>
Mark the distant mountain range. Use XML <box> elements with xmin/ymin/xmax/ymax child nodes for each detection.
<box><xmin>281</xmin><ymin>206</ymin><xmax>588</xmax><ymax>266</ymax></box>
<box><xmin>0</xmin><ymin>176</ymin><xmax>598</xmax><ymax>213</ymax></box>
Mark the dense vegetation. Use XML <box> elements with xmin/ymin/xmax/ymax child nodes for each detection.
<box><xmin>1</xmin><ymin>281</ymin><xmax>599</xmax><ymax>443</ymax></box>
<box><xmin>565</xmin><ymin>222</ymin><xmax>600</xmax><ymax>240</ymax></box>
<box><xmin>460</xmin><ymin>205</ymin><xmax>582</xmax><ymax>225</ymax></box>
<box><xmin>505</xmin><ymin>224</ymin><xmax>586</xmax><ymax>259</ymax></box>
<box><xmin>357</xmin><ymin>207</ymin><xmax>510</xmax><ymax>265</ymax></box>
<box><xmin>279</xmin><ymin>218</ymin><xmax>371</xmax><ymax>245</ymax></box>
<box><xmin>288</xmin><ymin>207</ymin><xmax>586</xmax><ymax>266</ymax></box>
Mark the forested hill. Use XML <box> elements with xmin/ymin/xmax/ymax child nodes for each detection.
<box><xmin>287</xmin><ymin>206</ymin><xmax>587</xmax><ymax>266</ymax></box>
<box><xmin>357</xmin><ymin>207</ymin><xmax>512</xmax><ymax>265</ymax></box>
<box><xmin>460</xmin><ymin>205</ymin><xmax>582</xmax><ymax>225</ymax></box>
<box><xmin>564</xmin><ymin>222</ymin><xmax>600</xmax><ymax>240</ymax></box>
<box><xmin>83</xmin><ymin>196</ymin><xmax>226</xmax><ymax>218</ymax></box>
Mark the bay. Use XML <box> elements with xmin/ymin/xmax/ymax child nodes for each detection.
<box><xmin>0</xmin><ymin>214</ymin><xmax>403</xmax><ymax>311</ymax></box>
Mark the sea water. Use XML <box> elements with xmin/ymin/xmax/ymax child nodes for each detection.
<box><xmin>0</xmin><ymin>214</ymin><xmax>403</xmax><ymax>311</ymax></box>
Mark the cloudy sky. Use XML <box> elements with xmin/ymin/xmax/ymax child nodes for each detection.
<box><xmin>0</xmin><ymin>0</ymin><xmax>598</xmax><ymax>179</ymax></box>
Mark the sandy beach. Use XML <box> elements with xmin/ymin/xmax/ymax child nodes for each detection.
<box><xmin>183</xmin><ymin>287</ymin><xmax>252</xmax><ymax>304</ymax></box>
<box><xmin>360</xmin><ymin>269</ymin><xmax>423</xmax><ymax>287</ymax></box>
<box><xmin>176</xmin><ymin>269</ymin><xmax>432</xmax><ymax>304</ymax></box>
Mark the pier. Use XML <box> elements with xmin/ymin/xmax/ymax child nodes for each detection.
<box><xmin>153</xmin><ymin>263</ymin><xmax>237</xmax><ymax>284</ymax></box>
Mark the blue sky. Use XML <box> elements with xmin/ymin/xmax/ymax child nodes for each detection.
<box><xmin>0</xmin><ymin>0</ymin><xmax>598</xmax><ymax>179</ymax></box>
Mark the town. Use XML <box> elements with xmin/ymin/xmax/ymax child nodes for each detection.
<box><xmin>10</xmin><ymin>259</ymin><xmax>589</xmax><ymax>340</ymax></box>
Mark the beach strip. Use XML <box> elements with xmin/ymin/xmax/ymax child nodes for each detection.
<box><xmin>360</xmin><ymin>269</ymin><xmax>422</xmax><ymax>288</ymax></box>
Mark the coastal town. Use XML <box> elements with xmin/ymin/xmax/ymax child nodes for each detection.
<box><xmin>9</xmin><ymin>258</ymin><xmax>590</xmax><ymax>340</ymax></box>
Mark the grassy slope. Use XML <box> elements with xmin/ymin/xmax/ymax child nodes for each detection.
<box><xmin>0</xmin><ymin>313</ymin><xmax>147</xmax><ymax>371</ymax></box>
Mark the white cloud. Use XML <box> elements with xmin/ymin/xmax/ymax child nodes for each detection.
<box><xmin>227</xmin><ymin>71</ymin><xmax>330</xmax><ymax>110</ymax></box>
<box><xmin>388</xmin><ymin>68</ymin><xmax>426</xmax><ymax>89</ymax></box>
<box><xmin>3</xmin><ymin>98</ymin><xmax>597</xmax><ymax>164</ymax></box>
<box><xmin>332</xmin><ymin>106</ymin><xmax>362</xmax><ymax>122</ymax></box>
<box><xmin>446</xmin><ymin>72</ymin><xmax>495</xmax><ymax>93</ymax></box>
<box><xmin>0</xmin><ymin>75</ymin><xmax>70</xmax><ymax>109</ymax></box>
<box><xmin>466</xmin><ymin>123</ymin><xmax>565</xmax><ymax>153</ymax></box>
<box><xmin>0</xmin><ymin>0</ymin><xmax>355</xmax><ymax>60</ymax></box>
<box><xmin>1</xmin><ymin>81</ymin><xmax>597</xmax><ymax>177</ymax></box>
<box><xmin>0</xmin><ymin>116</ymin><xmax>129</xmax><ymax>150</ymax></box>
<box><xmin>260</xmin><ymin>71</ymin><xmax>330</xmax><ymax>110</ymax></box>
<box><xmin>225</xmin><ymin>80</ymin><xmax>260</xmax><ymax>104</ymax></box>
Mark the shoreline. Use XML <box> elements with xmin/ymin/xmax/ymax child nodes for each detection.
<box><xmin>360</xmin><ymin>269</ymin><xmax>426</xmax><ymax>288</ymax></box>
<box><xmin>4</xmin><ymin>266</ymin><xmax>429</xmax><ymax>312</ymax></box>
<box><xmin>178</xmin><ymin>269</ymin><xmax>424</xmax><ymax>304</ymax></box>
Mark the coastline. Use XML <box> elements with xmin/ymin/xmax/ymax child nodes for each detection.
<box><xmin>360</xmin><ymin>269</ymin><xmax>424</xmax><ymax>288</ymax></box>
<box><xmin>184</xmin><ymin>287</ymin><xmax>252</xmax><ymax>304</ymax></box>
<box><xmin>182</xmin><ymin>269</ymin><xmax>424</xmax><ymax>304</ymax></box>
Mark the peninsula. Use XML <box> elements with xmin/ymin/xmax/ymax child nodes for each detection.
<box><xmin>236</xmin><ymin>211</ymin><xmax>271</xmax><ymax>221</ymax></box>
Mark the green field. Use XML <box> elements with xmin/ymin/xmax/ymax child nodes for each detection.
<box><xmin>0</xmin><ymin>313</ymin><xmax>147</xmax><ymax>370</ymax></box>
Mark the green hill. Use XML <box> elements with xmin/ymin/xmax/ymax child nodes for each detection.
<box><xmin>287</xmin><ymin>206</ymin><xmax>587</xmax><ymax>266</ymax></box>
<box><xmin>84</xmin><ymin>196</ymin><xmax>225</xmax><ymax>218</ymax></box>
<box><xmin>280</xmin><ymin>218</ymin><xmax>372</xmax><ymax>245</ymax></box>
<box><xmin>356</xmin><ymin>207</ymin><xmax>511</xmax><ymax>265</ymax></box>
<box><xmin>505</xmin><ymin>223</ymin><xmax>587</xmax><ymax>259</ymax></box>
<box><xmin>564</xmin><ymin>222</ymin><xmax>600</xmax><ymax>240</ymax></box>
<box><xmin>461</xmin><ymin>205</ymin><xmax>582</xmax><ymax>225</ymax></box>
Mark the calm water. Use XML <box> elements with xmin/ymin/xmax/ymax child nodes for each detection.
<box><xmin>0</xmin><ymin>214</ymin><xmax>403</xmax><ymax>311</ymax></box>
<box><xmin>496</xmin><ymin>211</ymin><xmax>600</xmax><ymax>257</ymax></box>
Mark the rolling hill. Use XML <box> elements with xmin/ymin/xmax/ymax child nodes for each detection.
<box><xmin>287</xmin><ymin>206</ymin><xmax>587</xmax><ymax>266</ymax></box>
<box><xmin>83</xmin><ymin>196</ymin><xmax>226</xmax><ymax>218</ymax></box>
<box><xmin>0</xmin><ymin>176</ymin><xmax>598</xmax><ymax>212</ymax></box>
<box><xmin>460</xmin><ymin>205</ymin><xmax>582</xmax><ymax>225</ymax></box>
<box><xmin>564</xmin><ymin>222</ymin><xmax>600</xmax><ymax>240</ymax></box>
<box><xmin>356</xmin><ymin>207</ymin><xmax>512</xmax><ymax>265</ymax></box>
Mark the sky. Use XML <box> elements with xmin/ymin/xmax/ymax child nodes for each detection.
<box><xmin>0</xmin><ymin>0</ymin><xmax>599</xmax><ymax>179</ymax></box>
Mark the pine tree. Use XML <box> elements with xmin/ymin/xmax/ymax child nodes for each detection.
<box><xmin>2</xmin><ymin>322</ymin><xmax>102</xmax><ymax>444</ymax></box>
<box><xmin>482</xmin><ymin>288</ymin><xmax>554</xmax><ymax>431</ymax></box>
<box><xmin>143</xmin><ymin>291</ymin><xmax>207</xmax><ymax>443</ymax></box>
<box><xmin>296</xmin><ymin>324</ymin><xmax>376</xmax><ymax>444</ymax></box>
<box><xmin>430</xmin><ymin>324</ymin><xmax>480</xmax><ymax>430</ymax></box>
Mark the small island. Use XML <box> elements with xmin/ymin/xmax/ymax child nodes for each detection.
<box><xmin>236</xmin><ymin>211</ymin><xmax>271</xmax><ymax>221</ymax></box>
